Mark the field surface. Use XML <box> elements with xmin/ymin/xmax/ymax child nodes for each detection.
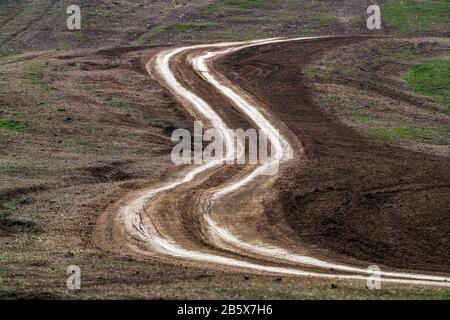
<box><xmin>0</xmin><ymin>0</ymin><xmax>449</xmax><ymax>299</ymax></box>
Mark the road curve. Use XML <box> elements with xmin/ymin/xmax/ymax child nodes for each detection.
<box><xmin>117</xmin><ymin>37</ymin><xmax>450</xmax><ymax>287</ymax></box>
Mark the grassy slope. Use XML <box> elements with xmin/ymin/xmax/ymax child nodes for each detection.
<box><xmin>0</xmin><ymin>0</ymin><xmax>364</xmax><ymax>51</ymax></box>
<box><xmin>1</xmin><ymin>40</ymin><xmax>449</xmax><ymax>300</ymax></box>
<box><xmin>0</xmin><ymin>1</ymin><xmax>449</xmax><ymax>299</ymax></box>
<box><xmin>384</xmin><ymin>0</ymin><xmax>450</xmax><ymax>34</ymax></box>
<box><xmin>405</xmin><ymin>58</ymin><xmax>450</xmax><ymax>113</ymax></box>
<box><xmin>304</xmin><ymin>37</ymin><xmax>450</xmax><ymax>156</ymax></box>
<box><xmin>1</xmin><ymin>1</ymin><xmax>448</xmax><ymax>51</ymax></box>
<box><xmin>133</xmin><ymin>0</ymin><xmax>364</xmax><ymax>45</ymax></box>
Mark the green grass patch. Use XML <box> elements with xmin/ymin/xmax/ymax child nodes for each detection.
<box><xmin>0</xmin><ymin>164</ymin><xmax>15</xmax><ymax>173</ymax></box>
<box><xmin>371</xmin><ymin>50</ymin><xmax>417</xmax><ymax>65</ymax></box>
<box><xmin>350</xmin><ymin>15</ymin><xmax>362</xmax><ymax>24</ymax></box>
<box><xmin>111</xmin><ymin>101</ymin><xmax>130</xmax><ymax>110</ymax></box>
<box><xmin>0</xmin><ymin>50</ymin><xmax>19</xmax><ymax>58</ymax></box>
<box><xmin>173</xmin><ymin>22</ymin><xmax>219</xmax><ymax>32</ymax></box>
<box><xmin>383</xmin><ymin>0</ymin><xmax>450</xmax><ymax>33</ymax></box>
<box><xmin>0</xmin><ymin>119</ymin><xmax>28</xmax><ymax>133</ymax></box>
<box><xmin>1</xmin><ymin>110</ymin><xmax>27</xmax><ymax>119</ymax></box>
<box><xmin>28</xmin><ymin>62</ymin><xmax>50</xmax><ymax>90</ymax></box>
<box><xmin>221</xmin><ymin>31</ymin><xmax>242</xmax><ymax>41</ymax></box>
<box><xmin>391</xmin><ymin>50</ymin><xmax>417</xmax><ymax>60</ymax></box>
<box><xmin>223</xmin><ymin>16</ymin><xmax>268</xmax><ymax>23</ymax></box>
<box><xmin>303</xmin><ymin>68</ymin><xmax>331</xmax><ymax>81</ymax></box>
<box><xmin>0</xmin><ymin>198</ymin><xmax>24</xmax><ymax>220</ymax></box>
<box><xmin>317</xmin><ymin>12</ymin><xmax>334</xmax><ymax>26</ymax></box>
<box><xmin>371</xmin><ymin>127</ymin><xmax>448</xmax><ymax>141</ymax></box>
<box><xmin>276</xmin><ymin>1</ymin><xmax>334</xmax><ymax>28</ymax></box>
<box><xmin>222</xmin><ymin>0</ymin><xmax>267</xmax><ymax>8</ymax></box>
<box><xmin>132</xmin><ymin>26</ymin><xmax>165</xmax><ymax>46</ymax></box>
<box><xmin>73</xmin><ymin>31</ymin><xmax>86</xmax><ymax>42</ymax></box>
<box><xmin>143</xmin><ymin>26</ymin><xmax>166</xmax><ymax>37</ymax></box>
<box><xmin>405</xmin><ymin>58</ymin><xmax>450</xmax><ymax>112</ymax></box>
<box><xmin>90</xmin><ymin>150</ymin><xmax>121</xmax><ymax>158</ymax></box>
<box><xmin>200</xmin><ymin>0</ymin><xmax>273</xmax><ymax>16</ymax></box>
<box><xmin>276</xmin><ymin>11</ymin><xmax>299</xmax><ymax>21</ymax></box>
<box><xmin>349</xmin><ymin>111</ymin><xmax>376</xmax><ymax>123</ymax></box>
<box><xmin>299</xmin><ymin>30</ymin><xmax>313</xmax><ymax>36</ymax></box>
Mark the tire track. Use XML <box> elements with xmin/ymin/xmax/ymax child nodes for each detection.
<box><xmin>116</xmin><ymin>37</ymin><xmax>450</xmax><ymax>287</ymax></box>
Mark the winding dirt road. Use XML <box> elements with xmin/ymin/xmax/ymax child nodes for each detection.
<box><xmin>97</xmin><ymin>37</ymin><xmax>450</xmax><ymax>287</ymax></box>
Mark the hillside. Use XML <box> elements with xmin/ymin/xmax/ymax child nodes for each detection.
<box><xmin>0</xmin><ymin>0</ymin><xmax>449</xmax><ymax>300</ymax></box>
<box><xmin>2</xmin><ymin>0</ymin><xmax>448</xmax><ymax>51</ymax></box>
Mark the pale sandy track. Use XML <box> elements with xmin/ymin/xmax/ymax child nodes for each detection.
<box><xmin>112</xmin><ymin>37</ymin><xmax>450</xmax><ymax>287</ymax></box>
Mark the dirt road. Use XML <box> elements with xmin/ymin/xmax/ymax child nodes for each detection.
<box><xmin>96</xmin><ymin>37</ymin><xmax>450</xmax><ymax>287</ymax></box>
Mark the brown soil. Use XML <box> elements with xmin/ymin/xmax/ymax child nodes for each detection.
<box><xmin>97</xmin><ymin>36</ymin><xmax>450</xmax><ymax>291</ymax></box>
<box><xmin>216</xmin><ymin>37</ymin><xmax>450</xmax><ymax>273</ymax></box>
<box><xmin>2</xmin><ymin>36</ymin><xmax>449</xmax><ymax>299</ymax></box>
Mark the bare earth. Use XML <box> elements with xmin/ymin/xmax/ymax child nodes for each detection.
<box><xmin>0</xmin><ymin>1</ymin><xmax>449</xmax><ymax>300</ymax></box>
